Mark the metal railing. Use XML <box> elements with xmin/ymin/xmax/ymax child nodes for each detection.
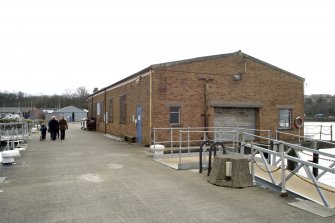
<box><xmin>152</xmin><ymin>126</ymin><xmax>335</xmax><ymax>207</ymax></box>
<box><xmin>242</xmin><ymin>131</ymin><xmax>335</xmax><ymax>208</ymax></box>
<box><xmin>0</xmin><ymin>122</ymin><xmax>30</xmax><ymax>151</ymax></box>
<box><xmin>151</xmin><ymin>127</ymin><xmax>271</xmax><ymax>171</ymax></box>
<box><xmin>304</xmin><ymin>123</ymin><xmax>333</xmax><ymax>141</ymax></box>
<box><xmin>152</xmin><ymin>126</ymin><xmax>271</xmax><ymax>151</ymax></box>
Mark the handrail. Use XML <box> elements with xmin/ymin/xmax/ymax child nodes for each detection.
<box><xmin>199</xmin><ymin>140</ymin><xmax>213</xmax><ymax>173</ymax></box>
<box><xmin>304</xmin><ymin>123</ymin><xmax>333</xmax><ymax>141</ymax></box>
<box><xmin>0</xmin><ymin>122</ymin><xmax>30</xmax><ymax>151</ymax></box>
<box><xmin>207</xmin><ymin>142</ymin><xmax>225</xmax><ymax>176</ymax></box>
<box><xmin>152</xmin><ymin>126</ymin><xmax>335</xmax><ymax>207</ymax></box>
<box><xmin>241</xmin><ymin>131</ymin><xmax>335</xmax><ymax>207</ymax></box>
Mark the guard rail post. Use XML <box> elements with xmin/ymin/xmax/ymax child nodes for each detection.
<box><xmin>179</xmin><ymin>130</ymin><xmax>182</xmax><ymax>167</ymax></box>
<box><xmin>312</xmin><ymin>141</ymin><xmax>319</xmax><ymax>177</ymax></box>
<box><xmin>250</xmin><ymin>140</ymin><xmax>256</xmax><ymax>185</ymax></box>
<box><xmin>280</xmin><ymin>143</ymin><xmax>287</xmax><ymax>196</ymax></box>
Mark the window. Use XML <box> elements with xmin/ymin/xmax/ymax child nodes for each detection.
<box><xmin>170</xmin><ymin>106</ymin><xmax>180</xmax><ymax>125</ymax></box>
<box><xmin>96</xmin><ymin>102</ymin><xmax>101</xmax><ymax>116</ymax></box>
<box><xmin>278</xmin><ymin>109</ymin><xmax>291</xmax><ymax>129</ymax></box>
<box><xmin>120</xmin><ymin>95</ymin><xmax>126</xmax><ymax>123</ymax></box>
<box><xmin>108</xmin><ymin>98</ymin><xmax>113</xmax><ymax>123</ymax></box>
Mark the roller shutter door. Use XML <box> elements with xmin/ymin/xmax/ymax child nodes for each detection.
<box><xmin>214</xmin><ymin>108</ymin><xmax>256</xmax><ymax>140</ymax></box>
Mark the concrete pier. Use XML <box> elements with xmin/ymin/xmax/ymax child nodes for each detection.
<box><xmin>0</xmin><ymin>123</ymin><xmax>334</xmax><ymax>222</ymax></box>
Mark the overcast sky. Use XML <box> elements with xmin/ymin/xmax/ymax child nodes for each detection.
<box><xmin>0</xmin><ymin>0</ymin><xmax>334</xmax><ymax>96</ymax></box>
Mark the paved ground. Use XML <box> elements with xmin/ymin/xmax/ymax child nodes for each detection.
<box><xmin>1</xmin><ymin>123</ymin><xmax>334</xmax><ymax>223</ymax></box>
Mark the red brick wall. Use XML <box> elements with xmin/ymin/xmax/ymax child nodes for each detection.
<box><xmin>151</xmin><ymin>53</ymin><xmax>304</xmax><ymax>141</ymax></box>
<box><xmin>90</xmin><ymin>53</ymin><xmax>304</xmax><ymax>145</ymax></box>
<box><xmin>91</xmin><ymin>91</ymin><xmax>105</xmax><ymax>132</ymax></box>
<box><xmin>89</xmin><ymin>74</ymin><xmax>152</xmax><ymax>144</ymax></box>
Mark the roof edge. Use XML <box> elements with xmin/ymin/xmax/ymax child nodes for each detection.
<box><xmin>89</xmin><ymin>66</ymin><xmax>151</xmax><ymax>97</ymax></box>
<box><xmin>243</xmin><ymin>53</ymin><xmax>304</xmax><ymax>81</ymax></box>
<box><xmin>151</xmin><ymin>51</ymin><xmax>240</xmax><ymax>69</ymax></box>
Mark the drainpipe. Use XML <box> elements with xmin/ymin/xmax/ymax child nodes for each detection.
<box><xmin>149</xmin><ymin>68</ymin><xmax>153</xmax><ymax>146</ymax></box>
<box><xmin>203</xmin><ymin>79</ymin><xmax>208</xmax><ymax>131</ymax></box>
<box><xmin>104</xmin><ymin>89</ymin><xmax>107</xmax><ymax>134</ymax></box>
<box><xmin>199</xmin><ymin>78</ymin><xmax>213</xmax><ymax>132</ymax></box>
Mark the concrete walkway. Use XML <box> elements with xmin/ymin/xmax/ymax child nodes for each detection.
<box><xmin>0</xmin><ymin>123</ymin><xmax>334</xmax><ymax>223</ymax></box>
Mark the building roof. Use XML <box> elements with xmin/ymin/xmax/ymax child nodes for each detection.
<box><xmin>54</xmin><ymin>106</ymin><xmax>87</xmax><ymax>113</ymax></box>
<box><xmin>43</xmin><ymin>110</ymin><xmax>54</xmax><ymax>114</ymax></box>
<box><xmin>91</xmin><ymin>50</ymin><xmax>304</xmax><ymax>96</ymax></box>
<box><xmin>0</xmin><ymin>107</ymin><xmax>22</xmax><ymax>113</ymax></box>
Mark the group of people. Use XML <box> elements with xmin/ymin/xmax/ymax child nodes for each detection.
<box><xmin>40</xmin><ymin>116</ymin><xmax>69</xmax><ymax>141</ymax></box>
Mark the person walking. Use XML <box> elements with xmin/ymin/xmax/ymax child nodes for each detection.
<box><xmin>48</xmin><ymin>116</ymin><xmax>59</xmax><ymax>141</ymax></box>
<box><xmin>55</xmin><ymin>118</ymin><xmax>60</xmax><ymax>139</ymax></box>
<box><xmin>58</xmin><ymin>115</ymin><xmax>68</xmax><ymax>140</ymax></box>
<box><xmin>39</xmin><ymin>122</ymin><xmax>47</xmax><ymax>141</ymax></box>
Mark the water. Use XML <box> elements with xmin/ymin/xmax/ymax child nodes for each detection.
<box><xmin>297</xmin><ymin>148</ymin><xmax>335</xmax><ymax>188</ymax></box>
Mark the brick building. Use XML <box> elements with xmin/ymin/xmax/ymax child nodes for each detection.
<box><xmin>88</xmin><ymin>51</ymin><xmax>304</xmax><ymax>146</ymax></box>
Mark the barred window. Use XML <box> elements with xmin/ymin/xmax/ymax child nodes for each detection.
<box><xmin>96</xmin><ymin>102</ymin><xmax>103</xmax><ymax>116</ymax></box>
<box><xmin>278</xmin><ymin>109</ymin><xmax>291</xmax><ymax>129</ymax></box>
<box><xmin>120</xmin><ymin>95</ymin><xmax>126</xmax><ymax>123</ymax></box>
<box><xmin>108</xmin><ymin>98</ymin><xmax>113</xmax><ymax>123</ymax></box>
<box><xmin>170</xmin><ymin>106</ymin><xmax>180</xmax><ymax>125</ymax></box>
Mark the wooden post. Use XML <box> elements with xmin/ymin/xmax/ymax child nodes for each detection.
<box><xmin>312</xmin><ymin>141</ymin><xmax>319</xmax><ymax>177</ymax></box>
<box><xmin>287</xmin><ymin>147</ymin><xmax>298</xmax><ymax>171</ymax></box>
<box><xmin>331</xmin><ymin>124</ymin><xmax>333</xmax><ymax>141</ymax></box>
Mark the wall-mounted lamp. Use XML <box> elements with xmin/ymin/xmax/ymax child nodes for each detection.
<box><xmin>233</xmin><ymin>74</ymin><xmax>242</xmax><ymax>81</ymax></box>
<box><xmin>136</xmin><ymin>76</ymin><xmax>141</xmax><ymax>84</ymax></box>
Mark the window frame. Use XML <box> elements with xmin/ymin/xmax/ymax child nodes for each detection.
<box><xmin>120</xmin><ymin>94</ymin><xmax>127</xmax><ymax>124</ymax></box>
<box><xmin>108</xmin><ymin>98</ymin><xmax>113</xmax><ymax>123</ymax></box>
<box><xmin>278</xmin><ymin>108</ymin><xmax>292</xmax><ymax>129</ymax></box>
<box><xmin>96</xmin><ymin>102</ymin><xmax>101</xmax><ymax>116</ymax></box>
<box><xmin>169</xmin><ymin>106</ymin><xmax>181</xmax><ymax>126</ymax></box>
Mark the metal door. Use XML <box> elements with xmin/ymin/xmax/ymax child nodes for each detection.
<box><xmin>214</xmin><ymin>108</ymin><xmax>256</xmax><ymax>141</ymax></box>
<box><xmin>136</xmin><ymin>106</ymin><xmax>142</xmax><ymax>144</ymax></box>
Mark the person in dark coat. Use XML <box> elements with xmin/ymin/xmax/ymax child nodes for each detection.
<box><xmin>55</xmin><ymin>118</ymin><xmax>60</xmax><ymax>139</ymax></box>
<box><xmin>40</xmin><ymin>123</ymin><xmax>47</xmax><ymax>141</ymax></box>
<box><xmin>48</xmin><ymin>116</ymin><xmax>59</xmax><ymax>141</ymax></box>
<box><xmin>58</xmin><ymin>115</ymin><xmax>68</xmax><ymax>140</ymax></box>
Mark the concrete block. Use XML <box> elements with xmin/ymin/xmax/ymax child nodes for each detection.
<box><xmin>150</xmin><ymin>144</ymin><xmax>165</xmax><ymax>157</ymax></box>
<box><xmin>208</xmin><ymin>155</ymin><xmax>253</xmax><ymax>188</ymax></box>
<box><xmin>1</xmin><ymin>150</ymin><xmax>20</xmax><ymax>164</ymax></box>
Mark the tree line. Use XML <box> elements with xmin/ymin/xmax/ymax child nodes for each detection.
<box><xmin>0</xmin><ymin>87</ymin><xmax>90</xmax><ymax>110</ymax></box>
<box><xmin>304</xmin><ymin>98</ymin><xmax>335</xmax><ymax>118</ymax></box>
